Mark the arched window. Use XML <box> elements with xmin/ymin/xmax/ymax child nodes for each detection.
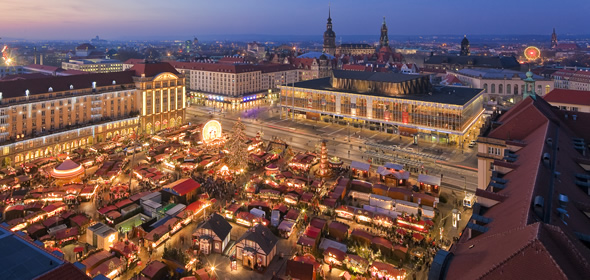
<box><xmin>537</xmin><ymin>85</ymin><xmax>542</xmax><ymax>94</ymax></box>
<box><xmin>506</xmin><ymin>84</ymin><xmax>511</xmax><ymax>94</ymax></box>
<box><xmin>545</xmin><ymin>85</ymin><xmax>551</xmax><ymax>94</ymax></box>
<box><xmin>514</xmin><ymin>84</ymin><xmax>519</xmax><ymax>95</ymax></box>
<box><xmin>491</xmin><ymin>84</ymin><xmax>496</xmax><ymax>94</ymax></box>
<box><xmin>483</xmin><ymin>83</ymin><xmax>488</xmax><ymax>93</ymax></box>
<box><xmin>498</xmin><ymin>84</ymin><xmax>503</xmax><ymax>94</ymax></box>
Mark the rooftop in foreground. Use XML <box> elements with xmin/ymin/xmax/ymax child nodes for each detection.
<box><xmin>0</xmin><ymin>225</ymin><xmax>65</xmax><ymax>280</ymax></box>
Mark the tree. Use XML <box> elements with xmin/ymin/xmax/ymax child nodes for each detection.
<box><xmin>224</xmin><ymin>118</ymin><xmax>249</xmax><ymax>171</ymax></box>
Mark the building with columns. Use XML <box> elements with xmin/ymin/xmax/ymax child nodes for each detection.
<box><xmin>449</xmin><ymin>68</ymin><xmax>553</xmax><ymax>105</ymax></box>
<box><xmin>280</xmin><ymin>70</ymin><xmax>485</xmax><ymax>145</ymax></box>
<box><xmin>128</xmin><ymin>62</ymin><xmax>186</xmax><ymax>135</ymax></box>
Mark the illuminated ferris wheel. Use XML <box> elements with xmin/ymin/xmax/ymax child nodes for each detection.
<box><xmin>524</xmin><ymin>46</ymin><xmax>541</xmax><ymax>61</ymax></box>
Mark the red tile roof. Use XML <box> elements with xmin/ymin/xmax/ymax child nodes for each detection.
<box><xmin>0</xmin><ymin>71</ymin><xmax>134</xmax><ymax>99</ymax></box>
<box><xmin>34</xmin><ymin>262</ymin><xmax>91</xmax><ymax>280</ymax></box>
<box><xmin>443</xmin><ymin>96</ymin><xmax>590</xmax><ymax>279</ymax></box>
<box><xmin>544</xmin><ymin>88</ymin><xmax>590</xmax><ymax>107</ymax></box>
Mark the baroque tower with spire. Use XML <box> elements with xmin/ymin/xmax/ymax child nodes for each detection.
<box><xmin>460</xmin><ymin>35</ymin><xmax>470</xmax><ymax>56</ymax></box>
<box><xmin>551</xmin><ymin>28</ymin><xmax>558</xmax><ymax>49</ymax></box>
<box><xmin>323</xmin><ymin>6</ymin><xmax>336</xmax><ymax>56</ymax></box>
<box><xmin>379</xmin><ymin>17</ymin><xmax>389</xmax><ymax>48</ymax></box>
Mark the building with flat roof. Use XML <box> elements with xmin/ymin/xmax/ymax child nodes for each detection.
<box><xmin>62</xmin><ymin>59</ymin><xmax>123</xmax><ymax>74</ymax></box>
<box><xmin>449</xmin><ymin>68</ymin><xmax>553</xmax><ymax>104</ymax></box>
<box><xmin>0</xmin><ymin>66</ymin><xmax>24</xmax><ymax>78</ymax></box>
<box><xmin>429</xmin><ymin>95</ymin><xmax>590</xmax><ymax>279</ymax></box>
<box><xmin>86</xmin><ymin>222</ymin><xmax>118</xmax><ymax>251</ymax></box>
<box><xmin>0</xmin><ymin>224</ymin><xmax>90</xmax><ymax>280</ymax></box>
<box><xmin>280</xmin><ymin>70</ymin><xmax>485</xmax><ymax>145</ymax></box>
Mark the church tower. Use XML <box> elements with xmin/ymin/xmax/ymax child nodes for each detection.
<box><xmin>523</xmin><ymin>70</ymin><xmax>537</xmax><ymax>100</ymax></box>
<box><xmin>379</xmin><ymin>17</ymin><xmax>389</xmax><ymax>48</ymax></box>
<box><xmin>551</xmin><ymin>28</ymin><xmax>558</xmax><ymax>49</ymax></box>
<box><xmin>460</xmin><ymin>35</ymin><xmax>470</xmax><ymax>56</ymax></box>
<box><xmin>323</xmin><ymin>6</ymin><xmax>336</xmax><ymax>56</ymax></box>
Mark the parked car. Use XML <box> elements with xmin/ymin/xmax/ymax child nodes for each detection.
<box><xmin>468</xmin><ymin>140</ymin><xmax>477</xmax><ymax>148</ymax></box>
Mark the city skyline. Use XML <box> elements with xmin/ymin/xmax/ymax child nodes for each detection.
<box><xmin>2</xmin><ymin>0</ymin><xmax>590</xmax><ymax>40</ymax></box>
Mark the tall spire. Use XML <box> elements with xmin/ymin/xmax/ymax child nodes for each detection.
<box><xmin>328</xmin><ymin>3</ymin><xmax>331</xmax><ymax>21</ymax></box>
<box><xmin>379</xmin><ymin>16</ymin><xmax>389</xmax><ymax>48</ymax></box>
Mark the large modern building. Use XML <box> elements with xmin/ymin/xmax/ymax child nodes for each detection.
<box><xmin>430</xmin><ymin>95</ymin><xmax>590</xmax><ymax>280</ymax></box>
<box><xmin>449</xmin><ymin>68</ymin><xmax>553</xmax><ymax>104</ymax></box>
<box><xmin>62</xmin><ymin>59</ymin><xmax>123</xmax><ymax>73</ymax></box>
<box><xmin>0</xmin><ymin>62</ymin><xmax>185</xmax><ymax>165</ymax></box>
<box><xmin>165</xmin><ymin>61</ymin><xmax>297</xmax><ymax>110</ymax></box>
<box><xmin>280</xmin><ymin>70</ymin><xmax>485</xmax><ymax>145</ymax></box>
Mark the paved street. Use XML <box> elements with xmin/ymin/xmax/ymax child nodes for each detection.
<box><xmin>187</xmin><ymin>103</ymin><xmax>479</xmax><ymax>193</ymax></box>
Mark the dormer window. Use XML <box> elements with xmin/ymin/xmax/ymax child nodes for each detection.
<box><xmin>48</xmin><ymin>87</ymin><xmax>53</xmax><ymax>92</ymax></box>
<box><xmin>25</xmin><ymin>89</ymin><xmax>30</xmax><ymax>97</ymax></box>
<box><xmin>112</xmin><ymin>80</ymin><xmax>116</xmax><ymax>85</ymax></box>
<box><xmin>70</xmin><ymin>85</ymin><xmax>74</xmax><ymax>90</ymax></box>
<box><xmin>92</xmin><ymin>82</ymin><xmax>96</xmax><ymax>89</ymax></box>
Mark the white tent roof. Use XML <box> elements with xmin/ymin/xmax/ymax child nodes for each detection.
<box><xmin>418</xmin><ymin>174</ymin><xmax>441</xmax><ymax>186</ymax></box>
<box><xmin>351</xmin><ymin>161</ymin><xmax>370</xmax><ymax>171</ymax></box>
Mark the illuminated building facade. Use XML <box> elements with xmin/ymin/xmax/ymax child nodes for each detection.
<box><xmin>450</xmin><ymin>68</ymin><xmax>553</xmax><ymax>104</ymax></box>
<box><xmin>166</xmin><ymin>61</ymin><xmax>297</xmax><ymax>110</ymax></box>
<box><xmin>62</xmin><ymin>59</ymin><xmax>123</xmax><ymax>73</ymax></box>
<box><xmin>129</xmin><ymin>62</ymin><xmax>186</xmax><ymax>134</ymax></box>
<box><xmin>0</xmin><ymin>71</ymin><xmax>140</xmax><ymax>165</ymax></box>
<box><xmin>281</xmin><ymin>70</ymin><xmax>485</xmax><ymax>145</ymax></box>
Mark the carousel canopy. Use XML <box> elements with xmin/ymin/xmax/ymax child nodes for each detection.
<box><xmin>51</xmin><ymin>159</ymin><xmax>85</xmax><ymax>179</ymax></box>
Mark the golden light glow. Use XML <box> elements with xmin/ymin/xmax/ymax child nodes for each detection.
<box><xmin>202</xmin><ymin>120</ymin><xmax>222</xmax><ymax>144</ymax></box>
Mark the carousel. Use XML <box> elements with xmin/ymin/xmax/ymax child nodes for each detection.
<box><xmin>50</xmin><ymin>159</ymin><xmax>85</xmax><ymax>186</ymax></box>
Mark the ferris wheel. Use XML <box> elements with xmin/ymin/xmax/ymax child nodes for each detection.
<box><xmin>524</xmin><ymin>46</ymin><xmax>541</xmax><ymax>61</ymax></box>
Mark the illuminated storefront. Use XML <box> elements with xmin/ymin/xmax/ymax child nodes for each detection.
<box><xmin>280</xmin><ymin>70</ymin><xmax>485</xmax><ymax>145</ymax></box>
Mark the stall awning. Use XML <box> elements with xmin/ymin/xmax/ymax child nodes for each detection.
<box><xmin>418</xmin><ymin>174</ymin><xmax>441</xmax><ymax>186</ymax></box>
<box><xmin>384</xmin><ymin>162</ymin><xmax>403</xmax><ymax>170</ymax></box>
<box><xmin>351</xmin><ymin>161</ymin><xmax>370</xmax><ymax>172</ymax></box>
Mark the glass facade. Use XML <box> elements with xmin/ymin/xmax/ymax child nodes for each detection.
<box><xmin>281</xmin><ymin>86</ymin><xmax>484</xmax><ymax>143</ymax></box>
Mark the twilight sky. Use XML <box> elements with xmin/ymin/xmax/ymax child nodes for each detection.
<box><xmin>1</xmin><ymin>0</ymin><xmax>588</xmax><ymax>40</ymax></box>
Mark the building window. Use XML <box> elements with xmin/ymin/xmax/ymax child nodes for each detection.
<box><xmin>483</xmin><ymin>84</ymin><xmax>488</xmax><ymax>93</ymax></box>
<box><xmin>498</xmin><ymin>84</ymin><xmax>503</xmax><ymax>94</ymax></box>
<box><xmin>491</xmin><ymin>84</ymin><xmax>495</xmax><ymax>94</ymax></box>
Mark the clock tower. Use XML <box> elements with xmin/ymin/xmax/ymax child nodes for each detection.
<box><xmin>323</xmin><ymin>6</ymin><xmax>336</xmax><ymax>56</ymax></box>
